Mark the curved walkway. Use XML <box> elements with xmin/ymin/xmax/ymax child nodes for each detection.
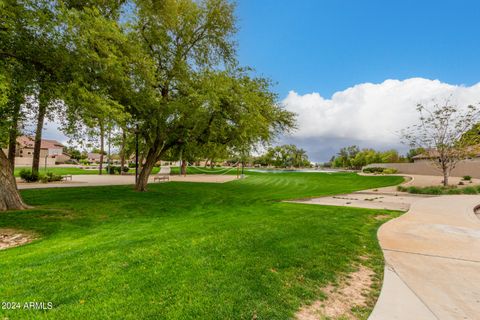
<box><xmin>291</xmin><ymin>175</ymin><xmax>480</xmax><ymax>319</ymax></box>
<box><xmin>369</xmin><ymin>195</ymin><xmax>480</xmax><ymax>320</ymax></box>
<box><xmin>17</xmin><ymin>174</ymin><xmax>238</xmax><ymax>189</ymax></box>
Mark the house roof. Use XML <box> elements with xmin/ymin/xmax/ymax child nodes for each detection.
<box><xmin>17</xmin><ymin>136</ymin><xmax>64</xmax><ymax>150</ymax></box>
<box><xmin>87</xmin><ymin>153</ymin><xmax>103</xmax><ymax>159</ymax></box>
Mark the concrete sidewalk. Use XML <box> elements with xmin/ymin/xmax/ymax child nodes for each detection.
<box><xmin>369</xmin><ymin>196</ymin><xmax>480</xmax><ymax>320</ymax></box>
<box><xmin>17</xmin><ymin>174</ymin><xmax>238</xmax><ymax>189</ymax></box>
<box><xmin>290</xmin><ymin>175</ymin><xmax>480</xmax><ymax>319</ymax></box>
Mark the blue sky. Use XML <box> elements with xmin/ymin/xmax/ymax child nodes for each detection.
<box><xmin>231</xmin><ymin>0</ymin><xmax>480</xmax><ymax>161</ymax></box>
<box><xmin>236</xmin><ymin>0</ymin><xmax>480</xmax><ymax>98</ymax></box>
<box><xmin>44</xmin><ymin>1</ymin><xmax>480</xmax><ymax>161</ymax></box>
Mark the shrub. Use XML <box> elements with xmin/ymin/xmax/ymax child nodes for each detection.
<box><xmin>107</xmin><ymin>166</ymin><xmax>116</xmax><ymax>174</ymax></box>
<box><xmin>463</xmin><ymin>175</ymin><xmax>472</xmax><ymax>181</ymax></box>
<box><xmin>19</xmin><ymin>169</ymin><xmax>39</xmax><ymax>182</ymax></box>
<box><xmin>128</xmin><ymin>162</ymin><xmax>136</xmax><ymax>168</ymax></box>
<box><xmin>397</xmin><ymin>184</ymin><xmax>479</xmax><ymax>195</ymax></box>
<box><xmin>363</xmin><ymin>167</ymin><xmax>397</xmax><ymax>174</ymax></box>
<box><xmin>462</xmin><ymin>187</ymin><xmax>478</xmax><ymax>195</ymax></box>
<box><xmin>445</xmin><ymin>188</ymin><xmax>463</xmax><ymax>195</ymax></box>
<box><xmin>363</xmin><ymin>167</ymin><xmax>385</xmax><ymax>174</ymax></box>
<box><xmin>79</xmin><ymin>159</ymin><xmax>90</xmax><ymax>165</ymax></box>
<box><xmin>122</xmin><ymin>166</ymin><xmax>130</xmax><ymax>173</ymax></box>
<box><xmin>382</xmin><ymin>168</ymin><xmax>398</xmax><ymax>174</ymax></box>
<box><xmin>106</xmin><ymin>166</ymin><xmax>125</xmax><ymax>174</ymax></box>
<box><xmin>40</xmin><ymin>172</ymin><xmax>63</xmax><ymax>183</ymax></box>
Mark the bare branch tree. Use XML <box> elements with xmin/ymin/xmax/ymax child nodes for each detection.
<box><xmin>401</xmin><ymin>100</ymin><xmax>480</xmax><ymax>186</ymax></box>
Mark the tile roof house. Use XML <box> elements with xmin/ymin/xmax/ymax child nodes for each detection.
<box><xmin>87</xmin><ymin>153</ymin><xmax>103</xmax><ymax>163</ymax></box>
<box><xmin>3</xmin><ymin>136</ymin><xmax>70</xmax><ymax>165</ymax></box>
<box><xmin>15</xmin><ymin>136</ymin><xmax>65</xmax><ymax>156</ymax></box>
<box><xmin>412</xmin><ymin>145</ymin><xmax>480</xmax><ymax>162</ymax></box>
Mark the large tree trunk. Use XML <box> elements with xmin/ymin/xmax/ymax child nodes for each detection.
<box><xmin>135</xmin><ymin>146</ymin><xmax>159</xmax><ymax>191</ymax></box>
<box><xmin>0</xmin><ymin>150</ymin><xmax>28</xmax><ymax>211</ymax></box>
<box><xmin>32</xmin><ymin>94</ymin><xmax>47</xmax><ymax>175</ymax></box>
<box><xmin>99</xmin><ymin>122</ymin><xmax>104</xmax><ymax>175</ymax></box>
<box><xmin>120</xmin><ymin>129</ymin><xmax>126</xmax><ymax>175</ymax></box>
<box><xmin>7</xmin><ymin>101</ymin><xmax>21</xmax><ymax>171</ymax></box>
<box><xmin>181</xmin><ymin>159</ymin><xmax>187</xmax><ymax>176</ymax></box>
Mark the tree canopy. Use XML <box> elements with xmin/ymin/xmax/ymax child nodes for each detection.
<box><xmin>0</xmin><ymin>0</ymin><xmax>296</xmax><ymax>209</ymax></box>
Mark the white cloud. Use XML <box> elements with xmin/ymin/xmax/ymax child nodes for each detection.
<box><xmin>281</xmin><ymin>78</ymin><xmax>480</xmax><ymax>158</ymax></box>
<box><xmin>39</xmin><ymin>77</ymin><xmax>480</xmax><ymax>160</ymax></box>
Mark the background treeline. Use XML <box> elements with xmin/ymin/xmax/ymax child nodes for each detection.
<box><xmin>326</xmin><ymin>146</ymin><xmax>425</xmax><ymax>169</ymax></box>
<box><xmin>253</xmin><ymin>144</ymin><xmax>310</xmax><ymax>168</ymax></box>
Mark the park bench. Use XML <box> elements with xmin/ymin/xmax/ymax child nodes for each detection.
<box><xmin>62</xmin><ymin>175</ymin><xmax>72</xmax><ymax>181</ymax></box>
<box><xmin>154</xmin><ymin>167</ymin><xmax>171</xmax><ymax>182</ymax></box>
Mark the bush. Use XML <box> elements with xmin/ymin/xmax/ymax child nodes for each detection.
<box><xmin>463</xmin><ymin>175</ymin><xmax>472</xmax><ymax>181</ymax></box>
<box><xmin>19</xmin><ymin>169</ymin><xmax>40</xmax><ymax>182</ymax></box>
<box><xmin>107</xmin><ymin>166</ymin><xmax>116</xmax><ymax>174</ymax></box>
<box><xmin>106</xmin><ymin>166</ymin><xmax>126</xmax><ymax>174</ymax></box>
<box><xmin>397</xmin><ymin>184</ymin><xmax>478</xmax><ymax>195</ymax></box>
<box><xmin>382</xmin><ymin>168</ymin><xmax>398</xmax><ymax>174</ymax></box>
<box><xmin>79</xmin><ymin>159</ymin><xmax>91</xmax><ymax>165</ymax></box>
<box><xmin>40</xmin><ymin>172</ymin><xmax>63</xmax><ymax>183</ymax></box>
<box><xmin>122</xmin><ymin>166</ymin><xmax>130</xmax><ymax>173</ymax></box>
<box><xmin>128</xmin><ymin>162</ymin><xmax>136</xmax><ymax>168</ymax></box>
<box><xmin>363</xmin><ymin>167</ymin><xmax>397</xmax><ymax>174</ymax></box>
<box><xmin>363</xmin><ymin>167</ymin><xmax>385</xmax><ymax>174</ymax></box>
<box><xmin>462</xmin><ymin>187</ymin><xmax>478</xmax><ymax>195</ymax></box>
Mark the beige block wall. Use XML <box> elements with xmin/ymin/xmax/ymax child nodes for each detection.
<box><xmin>364</xmin><ymin>159</ymin><xmax>480</xmax><ymax>178</ymax></box>
<box><xmin>14</xmin><ymin>157</ymin><xmax>57</xmax><ymax>167</ymax></box>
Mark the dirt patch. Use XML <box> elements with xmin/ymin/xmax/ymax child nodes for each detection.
<box><xmin>0</xmin><ymin>229</ymin><xmax>35</xmax><ymax>250</ymax></box>
<box><xmin>374</xmin><ymin>214</ymin><xmax>391</xmax><ymax>220</ymax></box>
<box><xmin>295</xmin><ymin>265</ymin><xmax>374</xmax><ymax>320</ymax></box>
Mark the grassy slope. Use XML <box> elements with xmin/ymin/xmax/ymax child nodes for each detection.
<box><xmin>0</xmin><ymin>173</ymin><xmax>403</xmax><ymax>319</ymax></box>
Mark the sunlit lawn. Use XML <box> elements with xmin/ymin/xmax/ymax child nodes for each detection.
<box><xmin>0</xmin><ymin>172</ymin><xmax>403</xmax><ymax>319</ymax></box>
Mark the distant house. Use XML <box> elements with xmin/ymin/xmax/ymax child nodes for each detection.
<box><xmin>87</xmin><ymin>153</ymin><xmax>103</xmax><ymax>163</ymax></box>
<box><xmin>2</xmin><ymin>136</ymin><xmax>70</xmax><ymax>166</ymax></box>
<box><xmin>412</xmin><ymin>146</ymin><xmax>480</xmax><ymax>163</ymax></box>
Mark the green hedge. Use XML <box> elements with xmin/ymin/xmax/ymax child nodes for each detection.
<box><xmin>362</xmin><ymin>167</ymin><xmax>398</xmax><ymax>174</ymax></box>
<box><xmin>397</xmin><ymin>185</ymin><xmax>480</xmax><ymax>195</ymax></box>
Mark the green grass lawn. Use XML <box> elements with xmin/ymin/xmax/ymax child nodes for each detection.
<box><xmin>14</xmin><ymin>167</ymin><xmax>101</xmax><ymax>177</ymax></box>
<box><xmin>14</xmin><ymin>166</ymin><xmax>236</xmax><ymax>177</ymax></box>
<box><xmin>0</xmin><ymin>173</ymin><xmax>403</xmax><ymax>319</ymax></box>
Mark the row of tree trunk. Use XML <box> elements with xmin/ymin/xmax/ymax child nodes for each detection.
<box><xmin>1</xmin><ymin>90</ymin><xmax>56</xmax><ymax>211</ymax></box>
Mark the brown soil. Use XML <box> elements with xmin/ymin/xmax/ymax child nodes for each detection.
<box><xmin>374</xmin><ymin>214</ymin><xmax>391</xmax><ymax>220</ymax></box>
<box><xmin>295</xmin><ymin>265</ymin><xmax>374</xmax><ymax>320</ymax></box>
<box><xmin>0</xmin><ymin>228</ymin><xmax>35</xmax><ymax>250</ymax></box>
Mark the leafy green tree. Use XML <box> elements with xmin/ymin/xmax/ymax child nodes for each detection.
<box><xmin>131</xmin><ymin>0</ymin><xmax>294</xmax><ymax>191</ymax></box>
<box><xmin>257</xmin><ymin>144</ymin><xmax>309</xmax><ymax>168</ymax></box>
<box><xmin>0</xmin><ymin>0</ymin><xmax>132</xmax><ymax>210</ymax></box>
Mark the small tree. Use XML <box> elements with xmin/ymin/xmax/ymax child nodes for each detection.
<box><xmin>401</xmin><ymin>101</ymin><xmax>480</xmax><ymax>186</ymax></box>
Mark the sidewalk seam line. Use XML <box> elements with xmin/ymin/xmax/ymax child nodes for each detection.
<box><xmin>383</xmin><ymin>248</ymin><xmax>480</xmax><ymax>263</ymax></box>
<box><xmin>386</xmin><ymin>264</ymin><xmax>441</xmax><ymax>320</ymax></box>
